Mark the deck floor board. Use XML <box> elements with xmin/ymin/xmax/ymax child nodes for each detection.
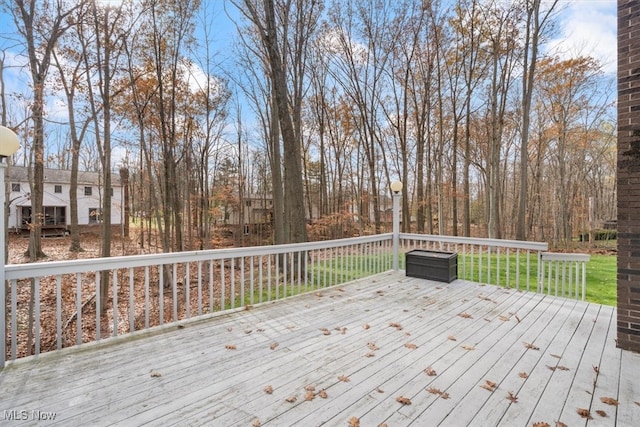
<box><xmin>1</xmin><ymin>271</ymin><xmax>637</xmax><ymax>426</ymax></box>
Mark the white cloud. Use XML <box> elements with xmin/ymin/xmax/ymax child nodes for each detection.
<box><xmin>550</xmin><ymin>0</ymin><xmax>617</xmax><ymax>74</ymax></box>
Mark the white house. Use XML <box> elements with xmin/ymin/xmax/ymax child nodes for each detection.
<box><xmin>7</xmin><ymin>166</ymin><xmax>123</xmax><ymax>233</ymax></box>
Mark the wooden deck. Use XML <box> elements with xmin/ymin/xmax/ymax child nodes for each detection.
<box><xmin>1</xmin><ymin>271</ymin><xmax>639</xmax><ymax>426</ymax></box>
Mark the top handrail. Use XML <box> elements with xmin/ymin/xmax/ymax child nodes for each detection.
<box><xmin>399</xmin><ymin>233</ymin><xmax>549</xmax><ymax>251</ymax></box>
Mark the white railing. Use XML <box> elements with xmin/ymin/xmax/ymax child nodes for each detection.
<box><xmin>399</xmin><ymin>233</ymin><xmax>549</xmax><ymax>292</ymax></box>
<box><xmin>1</xmin><ymin>231</ymin><xmax>591</xmax><ymax>368</ymax></box>
<box><xmin>538</xmin><ymin>252</ymin><xmax>591</xmax><ymax>301</ymax></box>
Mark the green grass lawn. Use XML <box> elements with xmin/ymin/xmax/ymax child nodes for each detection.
<box><xmin>584</xmin><ymin>254</ymin><xmax>617</xmax><ymax>306</ymax></box>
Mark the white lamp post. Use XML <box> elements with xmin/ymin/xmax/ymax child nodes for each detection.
<box><xmin>0</xmin><ymin>125</ymin><xmax>20</xmax><ymax>369</ymax></box>
<box><xmin>390</xmin><ymin>181</ymin><xmax>403</xmax><ymax>271</ymax></box>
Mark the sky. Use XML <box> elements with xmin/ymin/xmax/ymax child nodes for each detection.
<box><xmin>0</xmin><ymin>0</ymin><xmax>618</xmax><ymax>167</ymax></box>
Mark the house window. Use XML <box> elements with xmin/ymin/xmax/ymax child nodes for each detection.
<box><xmin>54</xmin><ymin>185</ymin><xmax>62</xmax><ymax>193</ymax></box>
<box><xmin>84</xmin><ymin>186</ymin><xmax>92</xmax><ymax>196</ymax></box>
<box><xmin>11</xmin><ymin>183</ymin><xmax>20</xmax><ymax>192</ymax></box>
<box><xmin>88</xmin><ymin>208</ymin><xmax>102</xmax><ymax>224</ymax></box>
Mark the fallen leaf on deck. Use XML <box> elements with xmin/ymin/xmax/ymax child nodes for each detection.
<box><xmin>441</xmin><ymin>392</ymin><xmax>450</xmax><ymax>399</ymax></box>
<box><xmin>458</xmin><ymin>312</ymin><xmax>473</xmax><ymax>319</ymax></box>
<box><xmin>270</xmin><ymin>342</ymin><xmax>279</xmax><ymax>350</ymax></box>
<box><xmin>550</xmin><ymin>354</ymin><xmax>561</xmax><ymax>359</ymax></box>
<box><xmin>556</xmin><ymin>365</ymin><xmax>570</xmax><ymax>371</ymax></box>
<box><xmin>524</xmin><ymin>342</ymin><xmax>539</xmax><ymax>350</ymax></box>
<box><xmin>318</xmin><ymin>389</ymin><xmax>328</xmax><ymax>398</ymax></box>
<box><xmin>404</xmin><ymin>332</ymin><xmax>411</xmax><ymax>336</ymax></box>
<box><xmin>515</xmin><ymin>315</ymin><xmax>521</xmax><ymax>323</ymax></box>
<box><xmin>150</xmin><ymin>371</ymin><xmax>161</xmax><ymax>377</ymax></box>
<box><xmin>316</xmin><ymin>292</ymin><xmax>323</xmax><ymax>297</ymax></box>
<box><xmin>498</xmin><ymin>315</ymin><xmax>510</xmax><ymax>321</ymax></box>
<box><xmin>245</xmin><ymin>305</ymin><xmax>252</xmax><ymax>311</ymax></box>
<box><xmin>547</xmin><ymin>365</ymin><xmax>557</xmax><ymax>371</ymax></box>
<box><xmin>595</xmin><ymin>410</ymin><xmax>607</xmax><ymax>417</ymax></box>
<box><xmin>600</xmin><ymin>397</ymin><xmax>619</xmax><ymax>406</ymax></box>
<box><xmin>404</xmin><ymin>343</ymin><xmax>417</xmax><ymax>349</ymax></box>
<box><xmin>341</xmin><ymin>327</ymin><xmax>347</xmax><ymax>334</ymax></box>
<box><xmin>338</xmin><ymin>375</ymin><xmax>350</xmax><ymax>382</ymax></box>
<box><xmin>257</xmin><ymin>328</ymin><xmax>265</xmax><ymax>332</ymax></box>
<box><xmin>225</xmin><ymin>344</ymin><xmax>237</xmax><ymax>350</ymax></box>
<box><xmin>252</xmin><ymin>419</ymin><xmax>260</xmax><ymax>427</ymax></box>
<box><xmin>337</xmin><ymin>288</ymin><xmax>345</xmax><ymax>292</ymax></box>
<box><xmin>593</xmin><ymin>365</ymin><xmax>599</xmax><ymax>374</ymax></box>
<box><xmin>532</xmin><ymin>423</ymin><xmax>549</xmax><ymax>427</ymax></box>
<box><xmin>363</xmin><ymin>323</ymin><xmax>370</xmax><ymax>330</ymax></box>
<box><xmin>287</xmin><ymin>325</ymin><xmax>296</xmax><ymax>329</ymax></box>
<box><xmin>448</xmin><ymin>335</ymin><xmax>457</xmax><ymax>341</ymax></box>
<box><xmin>305</xmin><ymin>390</ymin><xmax>315</xmax><ymax>401</ymax></box>
<box><xmin>379</xmin><ymin>424</ymin><xmax>388</xmax><ymax>427</ymax></box>
<box><xmin>635</xmin><ymin>401</ymin><xmax>640</xmax><ymax>406</ymax></box>
<box><xmin>305</xmin><ymin>384</ymin><xmax>315</xmax><ymax>391</ymax></box>
<box><xmin>227</xmin><ymin>327</ymin><xmax>233</xmax><ymax>332</ymax></box>
<box><xmin>555</xmin><ymin>421</ymin><xmax>568</xmax><ymax>427</ymax></box>
<box><xmin>285</xmin><ymin>396</ymin><xmax>297</xmax><ymax>403</ymax></box>
<box><xmin>461</xmin><ymin>344</ymin><xmax>476</xmax><ymax>351</ymax></box>
<box><xmin>376</xmin><ymin>387</ymin><xmax>385</xmax><ymax>393</ymax></box>
<box><xmin>506</xmin><ymin>392</ymin><xmax>518</xmax><ymax>403</ymax></box>
<box><xmin>427</xmin><ymin>387</ymin><xmax>443</xmax><ymax>395</ymax></box>
<box><xmin>321</xmin><ymin>328</ymin><xmax>331</xmax><ymax>335</ymax></box>
<box><xmin>348</xmin><ymin>417</ymin><xmax>360</xmax><ymax>427</ymax></box>
<box><xmin>244</xmin><ymin>329</ymin><xmax>252</xmax><ymax>334</ymax></box>
<box><xmin>396</xmin><ymin>396</ymin><xmax>412</xmax><ymax>405</ymax></box>
<box><xmin>367</xmin><ymin>342</ymin><xmax>379</xmax><ymax>350</ymax></box>
<box><xmin>389</xmin><ymin>322</ymin><xmax>403</xmax><ymax>330</ymax></box>
<box><xmin>480</xmin><ymin>380</ymin><xmax>497</xmax><ymax>392</ymax></box>
<box><xmin>264</xmin><ymin>385</ymin><xmax>273</xmax><ymax>394</ymax></box>
<box><xmin>483</xmin><ymin>318</ymin><xmax>491</xmax><ymax>322</ymax></box>
<box><xmin>425</xmin><ymin>367</ymin><xmax>437</xmax><ymax>376</ymax></box>
<box><xmin>577</xmin><ymin>408</ymin><xmax>593</xmax><ymax>419</ymax></box>
<box><xmin>518</xmin><ymin>372</ymin><xmax>528</xmax><ymax>379</ymax></box>
<box><xmin>304</xmin><ymin>304</ymin><xmax>311</xmax><ymax>308</ymax></box>
<box><xmin>365</xmin><ymin>352</ymin><xmax>376</xmax><ymax>357</ymax></box>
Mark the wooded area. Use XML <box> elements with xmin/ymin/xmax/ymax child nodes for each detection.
<box><xmin>0</xmin><ymin>0</ymin><xmax>616</xmax><ymax>257</ymax></box>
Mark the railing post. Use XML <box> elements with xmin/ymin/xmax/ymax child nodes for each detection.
<box><xmin>391</xmin><ymin>181</ymin><xmax>402</xmax><ymax>271</ymax></box>
<box><xmin>0</xmin><ymin>126</ymin><xmax>20</xmax><ymax>369</ymax></box>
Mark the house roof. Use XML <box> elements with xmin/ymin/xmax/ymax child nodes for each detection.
<box><xmin>8</xmin><ymin>165</ymin><xmax>122</xmax><ymax>187</ymax></box>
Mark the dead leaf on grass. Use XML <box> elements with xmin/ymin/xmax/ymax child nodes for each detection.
<box><xmin>600</xmin><ymin>396</ymin><xmax>619</xmax><ymax>406</ymax></box>
<box><xmin>225</xmin><ymin>344</ymin><xmax>237</xmax><ymax>350</ymax></box>
<box><xmin>338</xmin><ymin>375</ymin><xmax>350</xmax><ymax>382</ymax></box>
<box><xmin>404</xmin><ymin>343</ymin><xmax>418</xmax><ymax>349</ymax></box>
<box><xmin>518</xmin><ymin>372</ymin><xmax>529</xmax><ymax>379</ymax></box>
<box><xmin>425</xmin><ymin>367</ymin><xmax>437</xmax><ymax>376</ymax></box>
<box><xmin>506</xmin><ymin>392</ymin><xmax>518</xmax><ymax>403</ymax></box>
<box><xmin>264</xmin><ymin>385</ymin><xmax>273</xmax><ymax>394</ymax></box>
<box><xmin>396</xmin><ymin>396</ymin><xmax>412</xmax><ymax>405</ymax></box>
<box><xmin>348</xmin><ymin>417</ymin><xmax>360</xmax><ymax>427</ymax></box>
<box><xmin>577</xmin><ymin>408</ymin><xmax>593</xmax><ymax>419</ymax></box>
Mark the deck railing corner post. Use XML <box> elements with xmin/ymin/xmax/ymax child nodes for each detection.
<box><xmin>391</xmin><ymin>183</ymin><xmax>401</xmax><ymax>271</ymax></box>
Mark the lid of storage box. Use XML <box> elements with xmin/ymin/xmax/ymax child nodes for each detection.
<box><xmin>406</xmin><ymin>250</ymin><xmax>456</xmax><ymax>259</ymax></box>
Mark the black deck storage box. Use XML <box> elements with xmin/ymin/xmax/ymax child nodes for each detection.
<box><xmin>405</xmin><ymin>249</ymin><xmax>457</xmax><ymax>283</ymax></box>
